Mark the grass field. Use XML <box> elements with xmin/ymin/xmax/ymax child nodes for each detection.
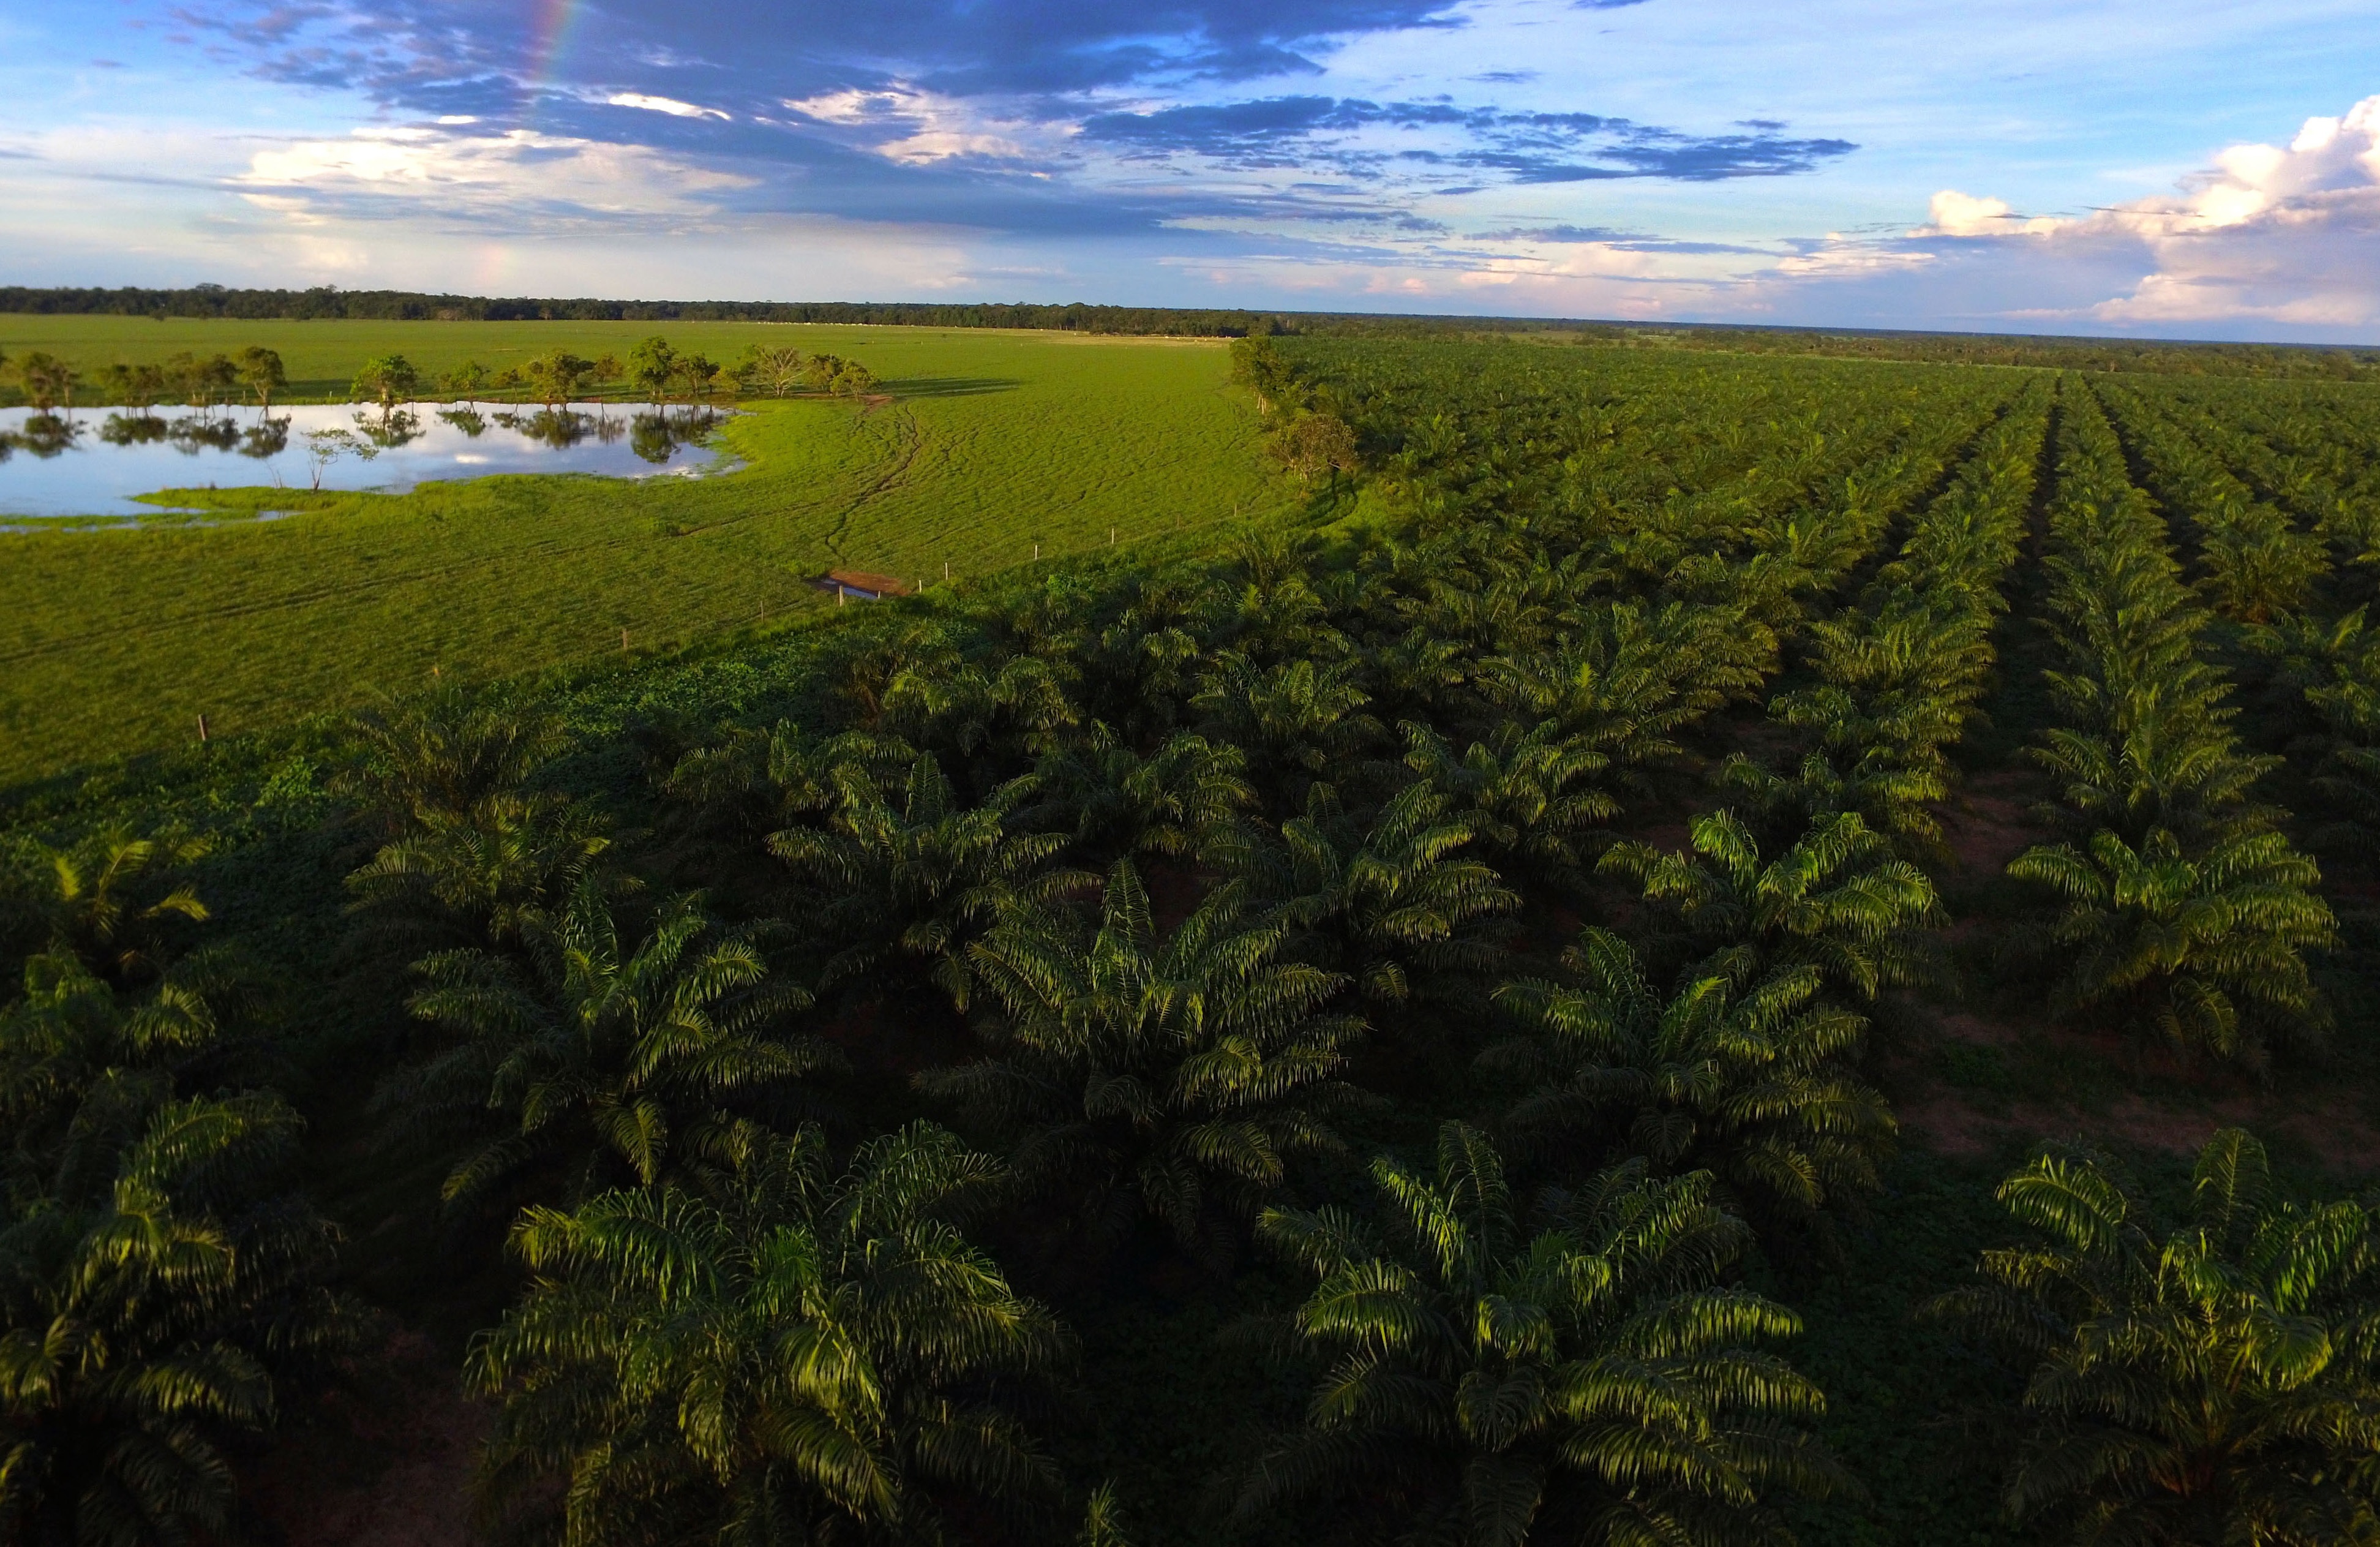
<box><xmin>0</xmin><ymin>322</ymin><xmax>1281</xmax><ymax>782</ymax></box>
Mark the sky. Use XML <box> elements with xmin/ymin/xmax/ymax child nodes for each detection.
<box><xmin>1</xmin><ymin>1</ymin><xmax>2376</xmax><ymax>339</ymax></box>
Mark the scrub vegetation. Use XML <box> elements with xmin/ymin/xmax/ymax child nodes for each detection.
<box><xmin>6</xmin><ymin>324</ymin><xmax>2380</xmax><ymax>1547</ymax></box>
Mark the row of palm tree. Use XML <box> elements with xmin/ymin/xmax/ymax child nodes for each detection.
<box><xmin>2008</xmin><ymin>381</ymin><xmax>2334</xmax><ymax>1064</ymax></box>
<box><xmin>1730</xmin><ymin>383</ymin><xmax>2049</xmax><ymax>852</ymax></box>
<box><xmin>2115</xmin><ymin>378</ymin><xmax>2380</xmax><ymax>862</ymax></box>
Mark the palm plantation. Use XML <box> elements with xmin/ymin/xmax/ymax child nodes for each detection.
<box><xmin>4</xmin><ymin>324</ymin><xmax>2380</xmax><ymax>1547</ymax></box>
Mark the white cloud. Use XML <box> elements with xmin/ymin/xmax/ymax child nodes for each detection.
<box><xmin>235</xmin><ymin>125</ymin><xmax>753</xmax><ymax>222</ymax></box>
<box><xmin>1911</xmin><ymin>190</ymin><xmax>2060</xmax><ymax>237</ymax></box>
<box><xmin>780</xmin><ymin>85</ymin><xmax>1072</xmax><ymax>165</ymax></box>
<box><xmin>1736</xmin><ymin>95</ymin><xmax>2380</xmax><ymax>338</ymax></box>
<box><xmin>605</xmin><ymin>92</ymin><xmax>730</xmax><ymax>121</ymax></box>
<box><xmin>1970</xmin><ymin>97</ymin><xmax>2380</xmax><ymax>327</ymax></box>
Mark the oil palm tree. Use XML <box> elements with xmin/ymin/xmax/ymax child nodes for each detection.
<box><xmin>1192</xmin><ymin>652</ymin><xmax>1386</xmax><ymax>810</ymax></box>
<box><xmin>920</xmin><ymin>860</ymin><xmax>1364</xmax><ymax>1255</ymax></box>
<box><xmin>0</xmin><ymin>1094</ymin><xmax>358</xmax><ymax>1547</ymax></box>
<box><xmin>345</xmin><ymin>791</ymin><xmax>612</xmax><ymax>954</ymax></box>
<box><xmin>1477</xmin><ymin>599</ymin><xmax>1755</xmax><ymax>768</ymax></box>
<box><xmin>470</xmin><ymin>1120</ymin><xmax>1070</xmax><ymax>1547</ymax></box>
<box><xmin>1601</xmin><ymin>809</ymin><xmax>1938</xmax><ymax>1003</ymax></box>
<box><xmin>882</xmin><ymin>652</ymin><xmax>1081</xmax><ymax>761</ymax></box>
<box><xmin>1929</xmin><ymin>1129</ymin><xmax>2380</xmax><ymax>1545</ymax></box>
<box><xmin>1489</xmin><ymin>926</ymin><xmax>1894</xmax><ymax>1229</ymax></box>
<box><xmin>1028</xmin><ymin>725</ymin><xmax>1254</xmax><ymax>867</ymax></box>
<box><xmin>339</xmin><ymin>688</ymin><xmax>609</xmax><ymax>952</ymax></box>
<box><xmin>1257</xmin><ymin>780</ymin><xmax>1518</xmax><ymax>1006</ymax></box>
<box><xmin>666</xmin><ymin>723</ymin><xmax>914</xmax><ymax>848</ymax></box>
<box><xmin>768</xmin><ymin>754</ymin><xmax>1075</xmax><ymax>1004</ymax></box>
<box><xmin>1239</xmin><ymin>1122</ymin><xmax>1845</xmax><ymax>1545</ymax></box>
<box><xmin>5</xmin><ymin>827</ymin><xmax>210</xmax><ymax>991</ymax></box>
<box><xmin>343</xmin><ymin>686</ymin><xmax>571</xmax><ymax>834</ymax></box>
<box><xmin>1403</xmin><ymin>721</ymin><xmax>1620</xmax><ymax>898</ymax></box>
<box><xmin>0</xmin><ymin>948</ymin><xmax>252</xmax><ymax>1208</ymax></box>
<box><xmin>1732</xmin><ymin>592</ymin><xmax>1998</xmax><ymax>851</ymax></box>
<box><xmin>385</xmin><ymin>876</ymin><xmax>830</xmax><ymax>1208</ymax></box>
<box><xmin>2007</xmin><ymin>826</ymin><xmax>2334</xmax><ymax>1064</ymax></box>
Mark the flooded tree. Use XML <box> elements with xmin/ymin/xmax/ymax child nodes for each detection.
<box><xmin>235</xmin><ymin>345</ymin><xmax>287</xmax><ymax>411</ymax></box>
<box><xmin>351</xmin><ymin>355</ymin><xmax>422</xmax><ymax>426</ymax></box>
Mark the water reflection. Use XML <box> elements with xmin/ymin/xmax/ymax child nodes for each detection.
<box><xmin>631</xmin><ymin>407</ymin><xmax>723</xmax><ymax>464</ymax></box>
<box><xmin>0</xmin><ymin>401</ymin><xmax>737</xmax><ymax>519</ymax></box>
<box><xmin>355</xmin><ymin>407</ymin><xmax>424</xmax><ymax>450</ymax></box>
<box><xmin>4</xmin><ymin>413</ymin><xmax>81</xmax><ymax>459</ymax></box>
<box><xmin>242</xmin><ymin>418</ymin><xmax>290</xmax><ymax>459</ymax></box>
<box><xmin>494</xmin><ymin>408</ymin><xmax>594</xmax><ymax>450</ymax></box>
<box><xmin>100</xmin><ymin>413</ymin><xmax>170</xmax><ymax>447</ymax></box>
<box><xmin>94</xmin><ymin>411</ymin><xmax>291</xmax><ymax>459</ymax></box>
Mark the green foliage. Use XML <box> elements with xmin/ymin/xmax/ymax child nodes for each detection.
<box><xmin>520</xmin><ymin>350</ymin><xmax>594</xmax><ymax>408</ymax></box>
<box><xmin>922</xmin><ymin>859</ymin><xmax>1364</xmax><ymax>1254</ymax></box>
<box><xmin>1242</xmin><ymin>1122</ymin><xmax>1847</xmax><ymax>1545</ymax></box>
<box><xmin>0</xmin><ymin>852</ymin><xmax>357</xmax><ymax>1547</ymax></box>
<box><xmin>10</xmin><ymin>351</ymin><xmax>77</xmax><ymax>413</ymax></box>
<box><xmin>0</xmin><ymin>1094</ymin><xmax>357</xmax><ymax>1547</ymax></box>
<box><xmin>626</xmin><ymin>334</ymin><xmax>676</xmax><ymax>401</ymax></box>
<box><xmin>1253</xmin><ymin>779</ymin><xmax>1517</xmax><ymax>1006</ymax></box>
<box><xmin>350</xmin><ymin>353</ymin><xmax>422</xmax><ymax>411</ymax></box>
<box><xmin>341</xmin><ymin>687</ymin><xmax>610</xmax><ymax>953</ymax></box>
<box><xmin>1601</xmin><ymin>810</ymin><xmax>1939</xmax><ymax>1004</ymax></box>
<box><xmin>385</xmin><ymin>876</ymin><xmax>830</xmax><ymax>1206</ymax></box>
<box><xmin>2</xmin><ymin>826</ymin><xmax>210</xmax><ymax>990</ymax></box>
<box><xmin>9</xmin><ymin>326</ymin><xmax>2380</xmax><ymax>1546</ymax></box>
<box><xmin>1490</xmin><ymin>925</ymin><xmax>1893</xmax><ymax>1229</ymax></box>
<box><xmin>1729</xmin><ymin>386</ymin><xmax>2047</xmax><ymax>851</ymax></box>
<box><xmin>1930</xmin><ymin>1129</ymin><xmax>2380</xmax><ymax>1545</ymax></box>
<box><xmin>2008</xmin><ymin>826</ymin><xmax>2333</xmax><ymax>1061</ymax></box>
<box><xmin>470</xmin><ymin>1120</ymin><xmax>1070</xmax><ymax>1545</ymax></box>
<box><xmin>767</xmin><ymin>750</ymin><xmax>1074</xmax><ymax>1001</ymax></box>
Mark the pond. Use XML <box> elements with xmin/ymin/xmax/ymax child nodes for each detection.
<box><xmin>0</xmin><ymin>401</ymin><xmax>735</xmax><ymax>521</ymax></box>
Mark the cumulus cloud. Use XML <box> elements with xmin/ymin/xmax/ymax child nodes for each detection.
<box><xmin>2072</xmin><ymin>96</ymin><xmax>2380</xmax><ymax>326</ymax></box>
<box><xmin>236</xmin><ymin>125</ymin><xmax>754</xmax><ymax>223</ymax></box>
<box><xmin>1910</xmin><ymin>190</ymin><xmax>2060</xmax><ymax>238</ymax></box>
<box><xmin>1730</xmin><ymin>96</ymin><xmax>2380</xmax><ymax>339</ymax></box>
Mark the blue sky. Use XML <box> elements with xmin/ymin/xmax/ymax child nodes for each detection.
<box><xmin>1</xmin><ymin>1</ymin><xmax>2376</xmax><ymax>339</ymax></box>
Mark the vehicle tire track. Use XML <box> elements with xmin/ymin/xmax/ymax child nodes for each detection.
<box><xmin>822</xmin><ymin>402</ymin><xmax>925</xmax><ymax>562</ymax></box>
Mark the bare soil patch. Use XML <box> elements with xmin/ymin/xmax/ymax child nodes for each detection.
<box><xmin>247</xmin><ymin>1330</ymin><xmax>490</xmax><ymax>1547</ymax></box>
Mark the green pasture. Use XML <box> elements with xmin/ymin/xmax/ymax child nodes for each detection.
<box><xmin>0</xmin><ymin>323</ymin><xmax>1280</xmax><ymax>783</ymax></box>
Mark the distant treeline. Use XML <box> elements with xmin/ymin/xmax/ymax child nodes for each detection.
<box><xmin>0</xmin><ymin>285</ymin><xmax>1355</xmax><ymax>338</ymax></box>
<box><xmin>5</xmin><ymin>285</ymin><xmax>2375</xmax><ymax>377</ymax></box>
<box><xmin>1596</xmin><ymin>323</ymin><xmax>2380</xmax><ymax>380</ymax></box>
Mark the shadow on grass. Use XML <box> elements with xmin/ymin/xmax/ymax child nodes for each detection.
<box><xmin>882</xmin><ymin>375</ymin><xmax>1024</xmax><ymax>398</ymax></box>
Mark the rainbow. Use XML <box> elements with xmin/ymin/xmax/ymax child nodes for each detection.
<box><xmin>521</xmin><ymin>0</ymin><xmax>585</xmax><ymax>100</ymax></box>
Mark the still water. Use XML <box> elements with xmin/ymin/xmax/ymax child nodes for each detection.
<box><xmin>0</xmin><ymin>402</ymin><xmax>735</xmax><ymax>521</ymax></box>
